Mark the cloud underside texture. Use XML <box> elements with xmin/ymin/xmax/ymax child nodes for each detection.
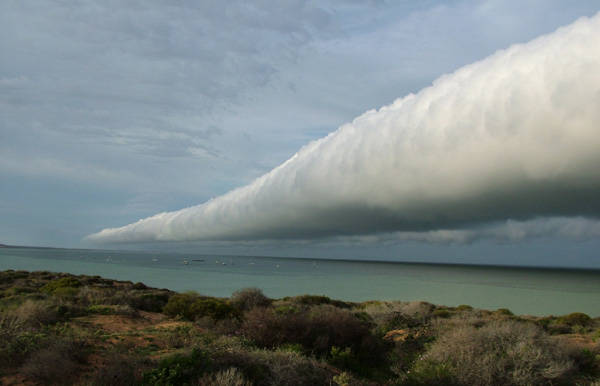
<box><xmin>89</xmin><ymin>13</ymin><xmax>600</xmax><ymax>244</ymax></box>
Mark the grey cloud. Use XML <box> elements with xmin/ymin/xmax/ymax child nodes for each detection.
<box><xmin>335</xmin><ymin>218</ymin><xmax>600</xmax><ymax>245</ymax></box>
<box><xmin>88</xmin><ymin>13</ymin><xmax>600</xmax><ymax>243</ymax></box>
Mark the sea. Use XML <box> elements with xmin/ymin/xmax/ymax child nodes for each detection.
<box><xmin>1</xmin><ymin>247</ymin><xmax>599</xmax><ymax>317</ymax></box>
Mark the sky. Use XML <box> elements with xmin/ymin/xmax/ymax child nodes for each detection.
<box><xmin>2</xmin><ymin>1</ymin><xmax>600</xmax><ymax>267</ymax></box>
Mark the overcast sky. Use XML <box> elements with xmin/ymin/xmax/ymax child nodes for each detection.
<box><xmin>2</xmin><ymin>1</ymin><xmax>600</xmax><ymax>267</ymax></box>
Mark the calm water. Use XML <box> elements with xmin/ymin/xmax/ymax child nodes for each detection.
<box><xmin>1</xmin><ymin>247</ymin><xmax>599</xmax><ymax>317</ymax></box>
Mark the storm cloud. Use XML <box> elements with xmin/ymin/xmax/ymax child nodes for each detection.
<box><xmin>88</xmin><ymin>12</ymin><xmax>600</xmax><ymax>244</ymax></box>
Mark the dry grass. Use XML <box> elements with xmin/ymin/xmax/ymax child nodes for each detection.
<box><xmin>20</xmin><ymin>337</ymin><xmax>88</xmax><ymax>384</ymax></box>
<box><xmin>13</xmin><ymin>299</ymin><xmax>60</xmax><ymax>327</ymax></box>
<box><xmin>196</xmin><ymin>367</ymin><xmax>252</xmax><ymax>386</ymax></box>
<box><xmin>424</xmin><ymin>319</ymin><xmax>574</xmax><ymax>385</ymax></box>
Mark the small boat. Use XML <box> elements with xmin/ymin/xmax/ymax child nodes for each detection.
<box><xmin>183</xmin><ymin>259</ymin><xmax>189</xmax><ymax>265</ymax></box>
<box><xmin>152</xmin><ymin>258</ymin><xmax>159</xmax><ymax>262</ymax></box>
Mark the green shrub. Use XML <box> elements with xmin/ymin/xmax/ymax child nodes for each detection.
<box><xmin>333</xmin><ymin>371</ymin><xmax>369</xmax><ymax>386</ymax></box>
<box><xmin>231</xmin><ymin>288</ymin><xmax>271</xmax><ymax>311</ymax></box>
<box><xmin>2</xmin><ymin>286</ymin><xmax>36</xmax><ymax>296</ymax></box>
<box><xmin>455</xmin><ymin>304</ymin><xmax>473</xmax><ymax>311</ymax></box>
<box><xmin>241</xmin><ymin>305</ymin><xmax>382</xmax><ymax>364</ymax></box>
<box><xmin>127</xmin><ymin>291</ymin><xmax>171</xmax><ymax>312</ymax></box>
<box><xmin>294</xmin><ymin>294</ymin><xmax>332</xmax><ymax>305</ymax></box>
<box><xmin>571</xmin><ymin>347</ymin><xmax>600</xmax><ymax>376</ymax></box>
<box><xmin>252</xmin><ymin>349</ymin><xmax>332</xmax><ymax>386</ymax></box>
<box><xmin>133</xmin><ymin>282</ymin><xmax>148</xmax><ymax>290</ymax></box>
<box><xmin>142</xmin><ymin>348</ymin><xmax>210</xmax><ymax>385</ymax></box>
<box><xmin>402</xmin><ymin>360</ymin><xmax>458</xmax><ymax>385</ymax></box>
<box><xmin>20</xmin><ymin>337</ymin><xmax>88</xmax><ymax>384</ymax></box>
<box><xmin>494</xmin><ymin>308</ymin><xmax>513</xmax><ymax>316</ymax></box>
<box><xmin>329</xmin><ymin>346</ymin><xmax>363</xmax><ymax>373</ymax></box>
<box><xmin>559</xmin><ymin>312</ymin><xmax>592</xmax><ymax>327</ymax></box>
<box><xmin>87</xmin><ymin>305</ymin><xmax>114</xmax><ymax>315</ymax></box>
<box><xmin>163</xmin><ymin>292</ymin><xmax>237</xmax><ymax>321</ymax></box>
<box><xmin>162</xmin><ymin>292</ymin><xmax>199</xmax><ymax>319</ymax></box>
<box><xmin>191</xmin><ymin>299</ymin><xmax>238</xmax><ymax>321</ymax></box>
<box><xmin>157</xmin><ymin>325</ymin><xmax>199</xmax><ymax>349</ymax></box>
<box><xmin>86</xmin><ymin>304</ymin><xmax>138</xmax><ymax>317</ymax></box>
<box><xmin>291</xmin><ymin>294</ymin><xmax>352</xmax><ymax>308</ymax></box>
<box><xmin>0</xmin><ymin>316</ymin><xmax>48</xmax><ymax>369</ymax></box>
<box><xmin>432</xmin><ymin>309</ymin><xmax>451</xmax><ymax>319</ymax></box>
<box><xmin>52</xmin><ymin>286</ymin><xmax>80</xmax><ymax>298</ymax></box>
<box><xmin>41</xmin><ymin>277</ymin><xmax>81</xmax><ymax>294</ymax></box>
<box><xmin>89</xmin><ymin>352</ymin><xmax>146</xmax><ymax>386</ymax></box>
<box><xmin>274</xmin><ymin>305</ymin><xmax>298</xmax><ymax>315</ymax></box>
<box><xmin>206</xmin><ymin>343</ymin><xmax>333</xmax><ymax>386</ymax></box>
<box><xmin>0</xmin><ymin>270</ymin><xmax>29</xmax><ymax>284</ymax></box>
<box><xmin>378</xmin><ymin>312</ymin><xmax>419</xmax><ymax>333</ymax></box>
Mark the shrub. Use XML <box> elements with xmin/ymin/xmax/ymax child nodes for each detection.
<box><xmin>559</xmin><ymin>312</ymin><xmax>592</xmax><ymax>327</ymax></box>
<box><xmin>231</xmin><ymin>288</ymin><xmax>271</xmax><ymax>311</ymax></box>
<box><xmin>329</xmin><ymin>346</ymin><xmax>361</xmax><ymax>371</ymax></box>
<box><xmin>378</xmin><ymin>312</ymin><xmax>419</xmax><ymax>333</ymax></box>
<box><xmin>294</xmin><ymin>294</ymin><xmax>333</xmax><ymax>306</ymax></box>
<box><xmin>455</xmin><ymin>304</ymin><xmax>473</xmax><ymax>311</ymax></box>
<box><xmin>52</xmin><ymin>286</ymin><xmax>80</xmax><ymax>298</ymax></box>
<box><xmin>197</xmin><ymin>367</ymin><xmax>252</xmax><ymax>386</ymax></box>
<box><xmin>14</xmin><ymin>300</ymin><xmax>60</xmax><ymax>327</ymax></box>
<box><xmin>251</xmin><ymin>349</ymin><xmax>332</xmax><ymax>386</ymax></box>
<box><xmin>333</xmin><ymin>371</ymin><xmax>370</xmax><ymax>386</ymax></box>
<box><xmin>400</xmin><ymin>301</ymin><xmax>436</xmax><ymax>319</ymax></box>
<box><xmin>495</xmin><ymin>308</ymin><xmax>513</xmax><ymax>316</ymax></box>
<box><xmin>142</xmin><ymin>348</ymin><xmax>210</xmax><ymax>385</ymax></box>
<box><xmin>133</xmin><ymin>282</ymin><xmax>148</xmax><ymax>290</ymax></box>
<box><xmin>191</xmin><ymin>298</ymin><xmax>238</xmax><ymax>321</ymax></box>
<box><xmin>89</xmin><ymin>352</ymin><xmax>146</xmax><ymax>386</ymax></box>
<box><xmin>208</xmin><ymin>345</ymin><xmax>332</xmax><ymax>386</ymax></box>
<box><xmin>77</xmin><ymin>286</ymin><xmax>113</xmax><ymax>306</ymax></box>
<box><xmin>431</xmin><ymin>309</ymin><xmax>451</xmax><ymax>319</ymax></box>
<box><xmin>163</xmin><ymin>292</ymin><xmax>238</xmax><ymax>321</ymax></box>
<box><xmin>157</xmin><ymin>325</ymin><xmax>199</xmax><ymax>349</ymax></box>
<box><xmin>290</xmin><ymin>294</ymin><xmax>352</xmax><ymax>308</ymax></box>
<box><xmin>401</xmin><ymin>360</ymin><xmax>458</xmax><ymax>385</ymax></box>
<box><xmin>163</xmin><ymin>292</ymin><xmax>200</xmax><ymax>319</ymax></box>
<box><xmin>0</xmin><ymin>315</ymin><xmax>48</xmax><ymax>369</ymax></box>
<box><xmin>241</xmin><ymin>305</ymin><xmax>381</xmax><ymax>362</ymax></box>
<box><xmin>87</xmin><ymin>304</ymin><xmax>138</xmax><ymax>317</ymax></box>
<box><xmin>422</xmin><ymin>319</ymin><xmax>574</xmax><ymax>385</ymax></box>
<box><xmin>41</xmin><ymin>277</ymin><xmax>81</xmax><ymax>294</ymax></box>
<box><xmin>127</xmin><ymin>291</ymin><xmax>171</xmax><ymax>312</ymax></box>
<box><xmin>20</xmin><ymin>337</ymin><xmax>87</xmax><ymax>384</ymax></box>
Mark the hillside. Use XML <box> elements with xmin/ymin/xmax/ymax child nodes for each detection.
<box><xmin>0</xmin><ymin>270</ymin><xmax>599</xmax><ymax>385</ymax></box>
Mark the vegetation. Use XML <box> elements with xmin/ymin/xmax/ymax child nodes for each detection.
<box><xmin>0</xmin><ymin>269</ymin><xmax>599</xmax><ymax>385</ymax></box>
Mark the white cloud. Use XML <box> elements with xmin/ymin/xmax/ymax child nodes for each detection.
<box><xmin>88</xmin><ymin>12</ymin><xmax>600</xmax><ymax>243</ymax></box>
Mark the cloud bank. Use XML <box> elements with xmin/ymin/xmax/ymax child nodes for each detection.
<box><xmin>88</xmin><ymin>13</ymin><xmax>600</xmax><ymax>244</ymax></box>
